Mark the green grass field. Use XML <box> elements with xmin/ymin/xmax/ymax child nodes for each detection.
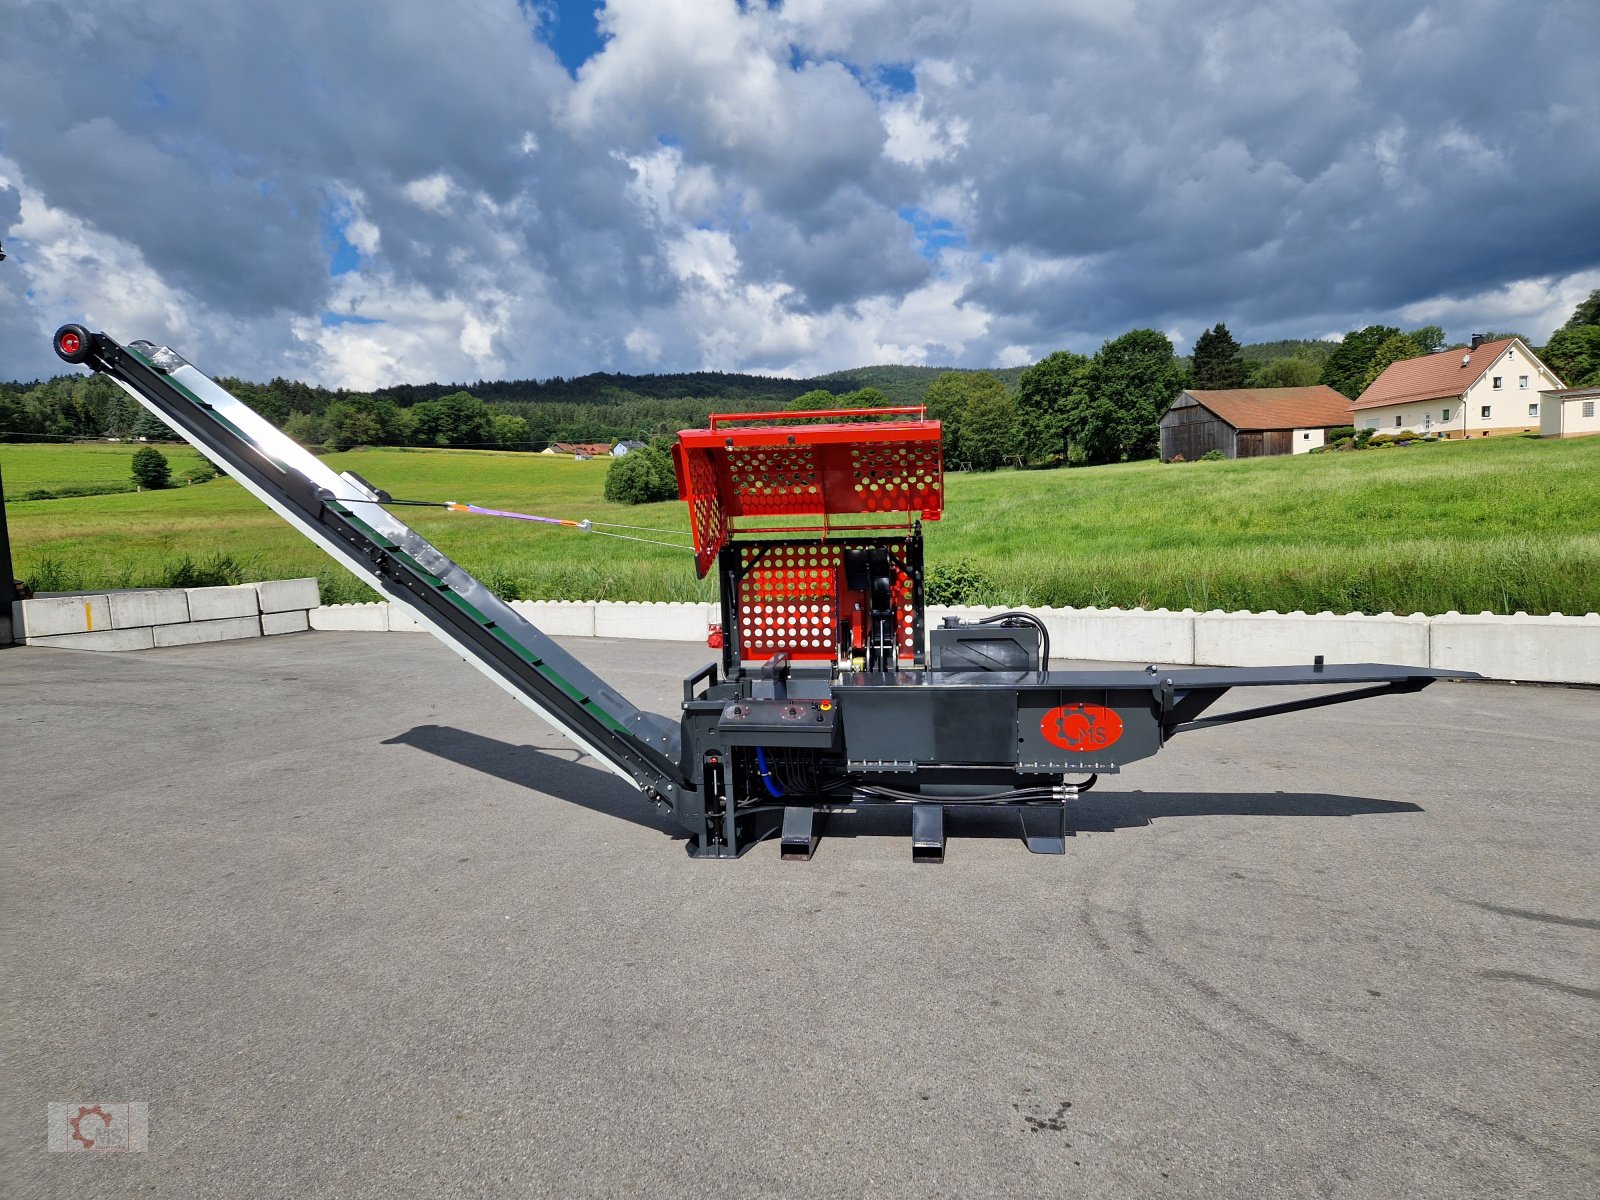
<box><xmin>3</xmin><ymin>436</ymin><xmax>1597</xmax><ymax>615</ymax></box>
<box><xmin>1</xmin><ymin>442</ymin><xmax>213</xmax><ymax>494</ymax></box>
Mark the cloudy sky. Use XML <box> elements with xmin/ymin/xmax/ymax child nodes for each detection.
<box><xmin>2</xmin><ymin>0</ymin><xmax>1596</xmax><ymax>387</ymax></box>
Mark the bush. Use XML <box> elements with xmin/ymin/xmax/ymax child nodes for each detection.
<box><xmin>924</xmin><ymin>558</ymin><xmax>996</xmax><ymax>605</ymax></box>
<box><xmin>131</xmin><ymin>446</ymin><xmax>171</xmax><ymax>489</ymax></box>
<box><xmin>603</xmin><ymin>445</ymin><xmax>678</xmax><ymax>505</ymax></box>
<box><xmin>180</xmin><ymin>461</ymin><xmax>220</xmax><ymax>485</ymax></box>
<box><xmin>1199</xmin><ymin>449</ymin><xmax>1226</xmax><ymax>461</ymax></box>
<box><xmin>158</xmin><ymin>552</ymin><xmax>251</xmax><ymax>589</ymax></box>
<box><xmin>1327</xmin><ymin>426</ymin><xmax>1356</xmax><ymax>441</ymax></box>
<box><xmin>18</xmin><ymin>482</ymin><xmax>138</xmax><ymax>501</ymax></box>
<box><xmin>1354</xmin><ymin>428</ymin><xmax>1376</xmax><ymax>445</ymax></box>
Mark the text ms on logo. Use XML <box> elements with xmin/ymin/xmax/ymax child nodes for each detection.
<box><xmin>1040</xmin><ymin>704</ymin><xmax>1124</xmax><ymax>753</ymax></box>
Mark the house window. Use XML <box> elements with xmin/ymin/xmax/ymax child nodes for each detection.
<box><xmin>1302</xmin><ymin>432</ymin><xmax>1311</xmax><ymax>439</ymax></box>
<box><xmin>1441</xmin><ymin>409</ymin><xmax>1451</xmax><ymax>421</ymax></box>
<box><xmin>1519</xmin><ymin>375</ymin><xmax>1529</xmax><ymax>388</ymax></box>
<box><xmin>1528</xmin><ymin>403</ymin><xmax>1538</xmax><ymax>418</ymax></box>
<box><xmin>1481</xmin><ymin>405</ymin><xmax>1492</xmax><ymax>419</ymax></box>
<box><xmin>1364</xmin><ymin>419</ymin><xmax>1379</xmax><ymax>430</ymax></box>
<box><xmin>1584</xmin><ymin>401</ymin><xmax>1596</xmax><ymax>418</ymax></box>
<box><xmin>1394</xmin><ymin>415</ymin><xmax>1403</xmax><ymax>428</ymax></box>
<box><xmin>1492</xmin><ymin>376</ymin><xmax>1503</xmax><ymax>389</ymax></box>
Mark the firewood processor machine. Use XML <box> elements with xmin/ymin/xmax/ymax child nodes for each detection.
<box><xmin>53</xmin><ymin>324</ymin><xmax>1472</xmax><ymax>861</ymax></box>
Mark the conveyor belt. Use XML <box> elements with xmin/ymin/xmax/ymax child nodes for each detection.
<box><xmin>53</xmin><ymin>326</ymin><xmax>683</xmax><ymax>800</ymax></box>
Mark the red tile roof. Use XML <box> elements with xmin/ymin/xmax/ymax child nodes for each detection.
<box><xmin>1352</xmin><ymin>338</ymin><xmax>1516</xmax><ymax>410</ymax></box>
<box><xmin>1182</xmin><ymin>386</ymin><xmax>1352</xmax><ymax>430</ymax></box>
<box><xmin>549</xmin><ymin>441</ymin><xmax>614</xmax><ymax>456</ymax></box>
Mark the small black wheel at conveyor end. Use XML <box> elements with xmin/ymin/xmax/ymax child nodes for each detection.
<box><xmin>54</xmin><ymin>324</ymin><xmax>95</xmax><ymax>365</ymax></box>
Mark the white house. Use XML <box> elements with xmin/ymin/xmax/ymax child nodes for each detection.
<box><xmin>1352</xmin><ymin>336</ymin><xmax>1565</xmax><ymax>439</ymax></box>
<box><xmin>1539</xmin><ymin>386</ymin><xmax>1600</xmax><ymax>438</ymax></box>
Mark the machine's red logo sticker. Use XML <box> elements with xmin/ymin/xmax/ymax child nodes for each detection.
<box><xmin>1041</xmin><ymin>704</ymin><xmax>1123</xmax><ymax>753</ymax></box>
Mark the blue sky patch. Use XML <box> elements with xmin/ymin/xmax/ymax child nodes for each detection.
<box><xmin>319</xmin><ymin>203</ymin><xmax>362</xmax><ymax>276</ymax></box>
<box><xmin>899</xmin><ymin>207</ymin><xmax>967</xmax><ymax>260</ymax></box>
<box><xmin>320</xmin><ymin>312</ymin><xmax>383</xmax><ymax>327</ymax></box>
<box><xmin>532</xmin><ymin>0</ymin><xmax>606</xmax><ymax>77</ymax></box>
<box><xmin>877</xmin><ymin>63</ymin><xmax>916</xmax><ymax>95</ymax></box>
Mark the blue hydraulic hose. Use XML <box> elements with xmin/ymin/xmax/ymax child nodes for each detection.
<box><xmin>755</xmin><ymin>747</ymin><xmax>784</xmax><ymax>798</ymax></box>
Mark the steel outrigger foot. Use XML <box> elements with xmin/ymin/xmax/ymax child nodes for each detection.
<box><xmin>780</xmin><ymin>806</ymin><xmax>820</xmax><ymax>861</ymax></box>
<box><xmin>1020</xmin><ymin>801</ymin><xmax>1071</xmax><ymax>854</ymax></box>
<box><xmin>911</xmin><ymin>804</ymin><xmax>946</xmax><ymax>863</ymax></box>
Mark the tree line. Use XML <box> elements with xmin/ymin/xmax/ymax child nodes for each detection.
<box><xmin>5</xmin><ymin>290</ymin><xmax>1595</xmax><ymax>469</ymax></box>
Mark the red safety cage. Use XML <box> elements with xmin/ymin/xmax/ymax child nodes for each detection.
<box><xmin>672</xmin><ymin>407</ymin><xmax>944</xmax><ymax>578</ymax></box>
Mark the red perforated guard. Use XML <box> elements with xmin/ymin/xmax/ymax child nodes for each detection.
<box><xmin>732</xmin><ymin>541</ymin><xmax>919</xmax><ymax>664</ymax></box>
<box><xmin>673</xmin><ymin>413</ymin><xmax>943</xmax><ymax>576</ymax></box>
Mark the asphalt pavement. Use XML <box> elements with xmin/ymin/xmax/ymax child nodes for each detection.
<box><xmin>4</xmin><ymin>632</ymin><xmax>1596</xmax><ymax>1199</ymax></box>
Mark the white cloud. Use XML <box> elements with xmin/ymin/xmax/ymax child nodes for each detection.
<box><xmin>1397</xmin><ymin>271</ymin><xmax>1597</xmax><ymax>345</ymax></box>
<box><xmin>402</xmin><ymin>173</ymin><xmax>456</xmax><ymax>214</ymax></box>
<box><xmin>3</xmin><ymin>156</ymin><xmax>200</xmax><ymax>353</ymax></box>
<box><xmin>623</xmin><ymin>327</ymin><xmax>662</xmax><ymax>363</ymax></box>
<box><xmin>882</xmin><ymin>93</ymin><xmax>967</xmax><ymax>167</ymax></box>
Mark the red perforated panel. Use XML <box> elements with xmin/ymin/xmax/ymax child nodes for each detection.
<box><xmin>673</xmin><ymin>412</ymin><xmax>943</xmax><ymax>577</ymax></box>
<box><xmin>679</xmin><ymin>446</ymin><xmax>728</xmax><ymax>576</ymax></box>
<box><xmin>726</xmin><ymin>445</ymin><xmax>822</xmax><ymax>514</ymax></box>
<box><xmin>735</xmin><ymin>542</ymin><xmax>918</xmax><ymax>663</ymax></box>
<box><xmin>844</xmin><ymin>441</ymin><xmax>943</xmax><ymax>515</ymax></box>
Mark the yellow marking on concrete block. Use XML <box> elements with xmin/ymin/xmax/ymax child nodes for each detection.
<box><xmin>85</xmin><ymin>602</ymin><xmax>94</xmax><ymax>631</ymax></box>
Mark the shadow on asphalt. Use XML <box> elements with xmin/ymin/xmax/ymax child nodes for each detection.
<box><xmin>382</xmin><ymin>724</ymin><xmax>685</xmax><ymax>839</ymax></box>
<box><xmin>1070</xmin><ymin>790</ymin><xmax>1422</xmax><ymax>833</ymax></box>
<box><xmin>384</xmin><ymin>724</ymin><xmax>1422</xmax><ymax>849</ymax></box>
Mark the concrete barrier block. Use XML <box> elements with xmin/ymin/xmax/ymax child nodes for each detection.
<box><xmin>509</xmin><ymin>601</ymin><xmax>597</xmax><ymax>637</ymax></box>
<box><xmin>186</xmin><ymin>584</ymin><xmax>261</xmax><ymax>621</ymax></box>
<box><xmin>262</xmin><ymin>610</ymin><xmax>310</xmax><ymax>636</ymax></box>
<box><xmin>593</xmin><ymin>601</ymin><xmax>717</xmax><ymax>641</ymax></box>
<box><xmin>1194</xmin><ymin>610</ymin><xmax>1430</xmax><ymax>668</ymax></box>
<box><xmin>1430</xmin><ymin>613</ymin><xmax>1600</xmax><ymax>685</ymax></box>
<box><xmin>155</xmin><ymin>616</ymin><xmax>262</xmax><ymax>647</ymax></box>
<box><xmin>15</xmin><ymin>594</ymin><xmax>111</xmax><ymax>637</ymax></box>
<box><xmin>1045</xmin><ymin>606</ymin><xmax>1196</xmax><ymax>665</ymax></box>
<box><xmin>255</xmin><ymin>577</ymin><xmax>321</xmax><ymax>613</ymax></box>
<box><xmin>27</xmin><ymin>626</ymin><xmax>156</xmax><ymax>652</ymax></box>
<box><xmin>109</xmin><ymin>589</ymin><xmax>191</xmax><ymax>629</ymax></box>
<box><xmin>386</xmin><ymin>605</ymin><xmax>423</xmax><ymax>632</ymax></box>
<box><xmin>310</xmin><ymin>604</ymin><xmax>390</xmax><ymax>632</ymax></box>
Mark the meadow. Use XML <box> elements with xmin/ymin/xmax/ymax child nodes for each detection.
<box><xmin>2</xmin><ymin>442</ymin><xmax>213</xmax><ymax>497</ymax></box>
<box><xmin>3</xmin><ymin>435</ymin><xmax>1597</xmax><ymax>616</ymax></box>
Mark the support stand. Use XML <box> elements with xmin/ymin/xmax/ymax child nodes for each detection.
<box><xmin>1020</xmin><ymin>796</ymin><xmax>1074</xmax><ymax>855</ymax></box>
<box><xmin>780</xmin><ymin>806</ymin><xmax>819</xmax><ymax>861</ymax></box>
<box><xmin>911</xmin><ymin>804</ymin><xmax>946</xmax><ymax>864</ymax></box>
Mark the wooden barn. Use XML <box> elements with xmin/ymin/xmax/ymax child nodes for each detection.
<box><xmin>1160</xmin><ymin>386</ymin><xmax>1352</xmax><ymax>461</ymax></box>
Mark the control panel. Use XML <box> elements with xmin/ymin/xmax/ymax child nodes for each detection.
<box><xmin>716</xmin><ymin>697</ymin><xmax>839</xmax><ymax>748</ymax></box>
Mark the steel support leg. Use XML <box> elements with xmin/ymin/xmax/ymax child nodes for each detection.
<box><xmin>780</xmin><ymin>805</ymin><xmax>819</xmax><ymax>861</ymax></box>
<box><xmin>1020</xmin><ymin>803</ymin><xmax>1069</xmax><ymax>854</ymax></box>
<box><xmin>911</xmin><ymin>804</ymin><xmax>946</xmax><ymax>864</ymax></box>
